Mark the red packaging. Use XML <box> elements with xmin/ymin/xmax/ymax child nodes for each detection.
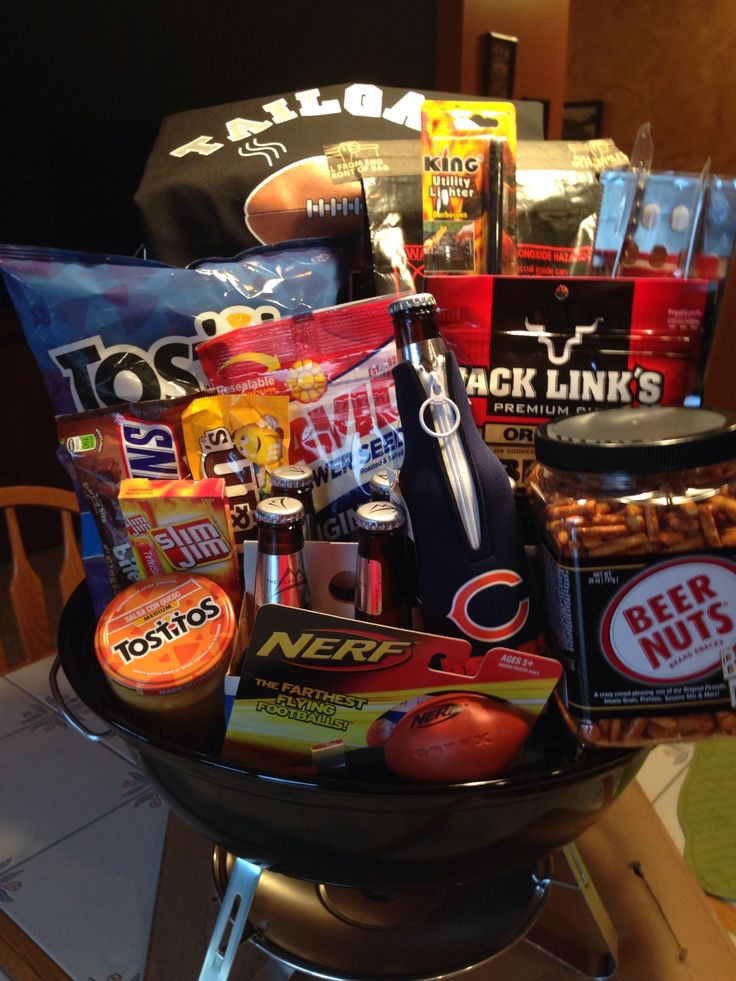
<box><xmin>428</xmin><ymin>274</ymin><xmax>719</xmax><ymax>491</ymax></box>
<box><xmin>197</xmin><ymin>297</ymin><xmax>404</xmax><ymax>541</ymax></box>
<box><xmin>57</xmin><ymin>394</ymin><xmax>195</xmax><ymax>601</ymax></box>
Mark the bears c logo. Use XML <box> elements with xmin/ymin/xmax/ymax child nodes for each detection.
<box><xmin>447</xmin><ymin>570</ymin><xmax>529</xmax><ymax>643</ymax></box>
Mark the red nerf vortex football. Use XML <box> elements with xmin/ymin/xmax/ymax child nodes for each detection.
<box><xmin>383</xmin><ymin>692</ymin><xmax>531</xmax><ymax>783</ymax></box>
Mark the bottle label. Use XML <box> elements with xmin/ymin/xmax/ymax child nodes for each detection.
<box><xmin>356</xmin><ymin>557</ymin><xmax>383</xmax><ymax>616</ymax></box>
<box><xmin>256</xmin><ymin>551</ymin><xmax>311</xmax><ymax>608</ymax></box>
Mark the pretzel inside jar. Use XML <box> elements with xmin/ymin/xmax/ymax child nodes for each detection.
<box><xmin>530</xmin><ymin>407</ymin><xmax>736</xmax><ymax>748</ymax></box>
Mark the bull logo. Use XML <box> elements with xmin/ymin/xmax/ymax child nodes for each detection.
<box><xmin>524</xmin><ymin>317</ymin><xmax>600</xmax><ymax>365</ymax></box>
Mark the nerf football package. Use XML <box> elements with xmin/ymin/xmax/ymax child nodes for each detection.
<box><xmin>223</xmin><ymin>604</ymin><xmax>562</xmax><ymax>781</ymax></box>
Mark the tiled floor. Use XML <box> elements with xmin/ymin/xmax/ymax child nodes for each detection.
<box><xmin>0</xmin><ymin>657</ymin><xmax>169</xmax><ymax>980</ymax></box>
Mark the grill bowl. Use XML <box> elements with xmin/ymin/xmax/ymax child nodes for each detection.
<box><xmin>57</xmin><ymin>584</ymin><xmax>643</xmax><ymax>889</ymax></box>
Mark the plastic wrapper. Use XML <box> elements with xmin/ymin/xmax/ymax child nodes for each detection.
<box><xmin>593</xmin><ymin>170</ymin><xmax>736</xmax><ymax>280</ymax></box>
<box><xmin>197</xmin><ymin>296</ymin><xmax>404</xmax><ymax>541</ymax></box>
<box><xmin>420</xmin><ymin>101</ymin><xmax>517</xmax><ymax>276</ymax></box>
<box><xmin>56</xmin><ymin>394</ymin><xmax>197</xmax><ymax>612</ymax></box>
<box><xmin>0</xmin><ymin>238</ymin><xmax>354</xmax><ymax>415</ymax></box>
<box><xmin>181</xmin><ymin>393</ymin><xmax>291</xmax><ymax>545</ymax></box>
<box><xmin>514</xmin><ymin>139</ymin><xmax>628</xmax><ymax>277</ymax></box>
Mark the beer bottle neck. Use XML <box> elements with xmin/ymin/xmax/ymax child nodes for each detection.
<box><xmin>392</xmin><ymin>308</ymin><xmax>447</xmax><ymax>369</ymax></box>
<box><xmin>257</xmin><ymin>523</ymin><xmax>304</xmax><ymax>555</ymax></box>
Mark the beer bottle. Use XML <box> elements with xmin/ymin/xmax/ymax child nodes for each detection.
<box><xmin>388</xmin><ymin>293</ymin><xmax>537</xmax><ymax>655</ymax></box>
<box><xmin>254</xmin><ymin>496</ymin><xmax>311</xmax><ymax>611</ymax></box>
<box><xmin>270</xmin><ymin>463</ymin><xmax>317</xmax><ymax>540</ymax></box>
<box><xmin>354</xmin><ymin>501</ymin><xmax>413</xmax><ymax>629</ymax></box>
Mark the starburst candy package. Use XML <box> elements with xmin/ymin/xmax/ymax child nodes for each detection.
<box><xmin>197</xmin><ymin>295</ymin><xmax>405</xmax><ymax>541</ymax></box>
<box><xmin>118</xmin><ymin>477</ymin><xmax>241</xmax><ymax>609</ymax></box>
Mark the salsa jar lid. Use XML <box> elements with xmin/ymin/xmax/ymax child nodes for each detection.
<box><xmin>94</xmin><ymin>573</ymin><xmax>235</xmax><ymax>695</ymax></box>
<box><xmin>534</xmin><ymin>406</ymin><xmax>736</xmax><ymax>474</ymax></box>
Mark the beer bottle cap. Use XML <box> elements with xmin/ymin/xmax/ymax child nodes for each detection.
<box><xmin>355</xmin><ymin>500</ymin><xmax>406</xmax><ymax>532</ymax></box>
<box><xmin>270</xmin><ymin>463</ymin><xmax>314</xmax><ymax>490</ymax></box>
<box><xmin>387</xmin><ymin>293</ymin><xmax>437</xmax><ymax>316</ymax></box>
<box><xmin>369</xmin><ymin>468</ymin><xmax>393</xmax><ymax>496</ymax></box>
<box><xmin>256</xmin><ymin>496</ymin><xmax>305</xmax><ymax>525</ymax></box>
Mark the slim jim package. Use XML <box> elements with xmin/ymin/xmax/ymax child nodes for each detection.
<box><xmin>118</xmin><ymin>477</ymin><xmax>241</xmax><ymax>608</ymax></box>
<box><xmin>223</xmin><ymin>604</ymin><xmax>562</xmax><ymax>781</ymax></box>
<box><xmin>421</xmin><ymin>101</ymin><xmax>517</xmax><ymax>275</ymax></box>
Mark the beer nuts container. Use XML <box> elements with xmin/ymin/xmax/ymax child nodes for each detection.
<box><xmin>529</xmin><ymin>406</ymin><xmax>736</xmax><ymax>748</ymax></box>
<box><xmin>94</xmin><ymin>572</ymin><xmax>236</xmax><ymax>751</ymax></box>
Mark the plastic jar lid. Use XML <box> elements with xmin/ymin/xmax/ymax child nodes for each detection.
<box><xmin>535</xmin><ymin>406</ymin><xmax>736</xmax><ymax>474</ymax></box>
<box><xmin>95</xmin><ymin>573</ymin><xmax>235</xmax><ymax>695</ymax></box>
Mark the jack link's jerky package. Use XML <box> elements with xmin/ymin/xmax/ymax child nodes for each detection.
<box><xmin>0</xmin><ymin>239</ymin><xmax>354</xmax><ymax>415</ymax></box>
<box><xmin>428</xmin><ymin>274</ymin><xmax>719</xmax><ymax>497</ymax></box>
<box><xmin>198</xmin><ymin>296</ymin><xmax>404</xmax><ymax>541</ymax></box>
<box><xmin>56</xmin><ymin>394</ymin><xmax>197</xmax><ymax>614</ymax></box>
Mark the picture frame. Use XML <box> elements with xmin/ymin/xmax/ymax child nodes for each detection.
<box><xmin>482</xmin><ymin>32</ymin><xmax>518</xmax><ymax>99</ymax></box>
<box><xmin>562</xmin><ymin>100</ymin><xmax>604</xmax><ymax>141</ymax></box>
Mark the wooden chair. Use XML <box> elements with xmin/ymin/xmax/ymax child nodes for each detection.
<box><xmin>0</xmin><ymin>485</ymin><xmax>84</xmax><ymax>672</ymax></box>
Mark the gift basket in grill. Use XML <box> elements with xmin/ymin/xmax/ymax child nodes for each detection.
<box><xmin>4</xmin><ymin>84</ymin><xmax>736</xmax><ymax>980</ymax></box>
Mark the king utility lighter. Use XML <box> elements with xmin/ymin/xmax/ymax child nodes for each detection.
<box><xmin>388</xmin><ymin>293</ymin><xmax>539</xmax><ymax>657</ymax></box>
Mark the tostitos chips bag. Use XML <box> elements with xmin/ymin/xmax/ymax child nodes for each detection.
<box><xmin>0</xmin><ymin>238</ymin><xmax>353</xmax><ymax>415</ymax></box>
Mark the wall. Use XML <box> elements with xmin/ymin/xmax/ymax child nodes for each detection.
<box><xmin>436</xmin><ymin>0</ymin><xmax>571</xmax><ymax>138</ymax></box>
<box><xmin>566</xmin><ymin>0</ymin><xmax>736</xmax><ymax>412</ymax></box>
<box><xmin>566</xmin><ymin>0</ymin><xmax>736</xmax><ymax>173</ymax></box>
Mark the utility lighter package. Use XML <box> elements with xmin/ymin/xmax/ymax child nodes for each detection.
<box><xmin>421</xmin><ymin>101</ymin><xmax>517</xmax><ymax>276</ymax></box>
<box><xmin>223</xmin><ymin>604</ymin><xmax>562</xmax><ymax>782</ymax></box>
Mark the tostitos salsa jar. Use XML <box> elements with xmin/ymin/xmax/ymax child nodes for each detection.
<box><xmin>95</xmin><ymin>572</ymin><xmax>235</xmax><ymax>751</ymax></box>
<box><xmin>529</xmin><ymin>406</ymin><xmax>736</xmax><ymax>747</ymax></box>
